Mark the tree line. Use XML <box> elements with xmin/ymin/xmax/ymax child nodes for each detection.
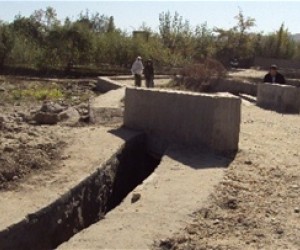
<box><xmin>0</xmin><ymin>7</ymin><xmax>299</xmax><ymax>72</ymax></box>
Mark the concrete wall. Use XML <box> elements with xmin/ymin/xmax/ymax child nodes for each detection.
<box><xmin>89</xmin><ymin>88</ymin><xmax>125</xmax><ymax>125</ymax></box>
<box><xmin>95</xmin><ymin>77</ymin><xmax>124</xmax><ymax>93</ymax></box>
<box><xmin>210</xmin><ymin>78</ymin><xmax>257</xmax><ymax>96</ymax></box>
<box><xmin>110</xmin><ymin>75</ymin><xmax>171</xmax><ymax>81</ymax></box>
<box><xmin>124</xmin><ymin>88</ymin><xmax>241</xmax><ymax>154</ymax></box>
<box><xmin>257</xmin><ymin>83</ymin><xmax>300</xmax><ymax>113</ymax></box>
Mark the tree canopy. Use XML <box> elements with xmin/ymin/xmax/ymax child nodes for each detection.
<box><xmin>0</xmin><ymin>7</ymin><xmax>299</xmax><ymax>71</ymax></box>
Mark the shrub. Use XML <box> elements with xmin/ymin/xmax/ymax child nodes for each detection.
<box><xmin>173</xmin><ymin>58</ymin><xmax>226</xmax><ymax>91</ymax></box>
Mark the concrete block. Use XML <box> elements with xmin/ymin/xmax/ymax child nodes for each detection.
<box><xmin>124</xmin><ymin>88</ymin><xmax>241</xmax><ymax>154</ymax></box>
<box><xmin>90</xmin><ymin>88</ymin><xmax>125</xmax><ymax>125</ymax></box>
<box><xmin>95</xmin><ymin>77</ymin><xmax>124</xmax><ymax>93</ymax></box>
<box><xmin>257</xmin><ymin>83</ymin><xmax>300</xmax><ymax>113</ymax></box>
<box><xmin>210</xmin><ymin>78</ymin><xmax>257</xmax><ymax>96</ymax></box>
<box><xmin>110</xmin><ymin>75</ymin><xmax>171</xmax><ymax>81</ymax></box>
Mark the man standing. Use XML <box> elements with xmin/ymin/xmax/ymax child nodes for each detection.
<box><xmin>263</xmin><ymin>65</ymin><xmax>286</xmax><ymax>84</ymax></box>
<box><xmin>144</xmin><ymin>59</ymin><xmax>154</xmax><ymax>88</ymax></box>
<box><xmin>131</xmin><ymin>56</ymin><xmax>144</xmax><ymax>87</ymax></box>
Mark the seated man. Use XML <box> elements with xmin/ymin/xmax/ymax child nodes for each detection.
<box><xmin>263</xmin><ymin>65</ymin><xmax>286</xmax><ymax>84</ymax></box>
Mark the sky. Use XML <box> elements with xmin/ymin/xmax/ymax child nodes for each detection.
<box><xmin>0</xmin><ymin>1</ymin><xmax>299</xmax><ymax>34</ymax></box>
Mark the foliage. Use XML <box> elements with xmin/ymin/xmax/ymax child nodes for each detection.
<box><xmin>171</xmin><ymin>59</ymin><xmax>226</xmax><ymax>91</ymax></box>
<box><xmin>214</xmin><ymin>10</ymin><xmax>257</xmax><ymax>64</ymax></box>
<box><xmin>194</xmin><ymin>22</ymin><xmax>216</xmax><ymax>60</ymax></box>
<box><xmin>1</xmin><ymin>7</ymin><xmax>300</xmax><ymax>72</ymax></box>
<box><xmin>0</xmin><ymin>23</ymin><xmax>13</xmax><ymax>67</ymax></box>
<box><xmin>258</xmin><ymin>23</ymin><xmax>296</xmax><ymax>59</ymax></box>
<box><xmin>12</xmin><ymin>87</ymin><xmax>64</xmax><ymax>101</ymax></box>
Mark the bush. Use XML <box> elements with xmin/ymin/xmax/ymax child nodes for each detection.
<box><xmin>174</xmin><ymin>58</ymin><xmax>226</xmax><ymax>91</ymax></box>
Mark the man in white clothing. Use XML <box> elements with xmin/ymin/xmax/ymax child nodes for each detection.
<box><xmin>131</xmin><ymin>56</ymin><xmax>144</xmax><ymax>87</ymax></box>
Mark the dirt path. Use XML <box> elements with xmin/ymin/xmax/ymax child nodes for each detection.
<box><xmin>155</xmin><ymin>102</ymin><xmax>300</xmax><ymax>250</ymax></box>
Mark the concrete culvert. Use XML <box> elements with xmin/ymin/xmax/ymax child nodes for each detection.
<box><xmin>0</xmin><ymin>133</ymin><xmax>161</xmax><ymax>250</ymax></box>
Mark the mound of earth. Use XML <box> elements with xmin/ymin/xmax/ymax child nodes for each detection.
<box><xmin>0</xmin><ymin>76</ymin><xmax>98</xmax><ymax>190</ymax></box>
<box><xmin>0</xmin><ymin>114</ymin><xmax>65</xmax><ymax>190</ymax></box>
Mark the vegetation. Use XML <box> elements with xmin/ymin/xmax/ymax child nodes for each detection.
<box><xmin>12</xmin><ymin>88</ymin><xmax>64</xmax><ymax>101</ymax></box>
<box><xmin>0</xmin><ymin>7</ymin><xmax>299</xmax><ymax>73</ymax></box>
<box><xmin>172</xmin><ymin>59</ymin><xmax>226</xmax><ymax>91</ymax></box>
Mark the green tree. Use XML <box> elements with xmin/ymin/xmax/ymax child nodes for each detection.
<box><xmin>0</xmin><ymin>22</ymin><xmax>13</xmax><ymax>67</ymax></box>
<box><xmin>31</xmin><ymin>7</ymin><xmax>58</xmax><ymax>29</ymax></box>
<box><xmin>158</xmin><ymin>11</ymin><xmax>194</xmax><ymax>65</ymax></box>
<box><xmin>258</xmin><ymin>23</ymin><xmax>296</xmax><ymax>59</ymax></box>
<box><xmin>107</xmin><ymin>16</ymin><xmax>116</xmax><ymax>33</ymax></box>
<box><xmin>214</xmin><ymin>10</ymin><xmax>257</xmax><ymax>63</ymax></box>
<box><xmin>194</xmin><ymin>22</ymin><xmax>215</xmax><ymax>60</ymax></box>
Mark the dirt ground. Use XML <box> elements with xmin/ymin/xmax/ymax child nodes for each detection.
<box><xmin>0</xmin><ymin>76</ymin><xmax>97</xmax><ymax>189</ymax></box>
<box><xmin>0</xmin><ymin>72</ymin><xmax>299</xmax><ymax>249</ymax></box>
<box><xmin>156</xmin><ymin>101</ymin><xmax>300</xmax><ymax>250</ymax></box>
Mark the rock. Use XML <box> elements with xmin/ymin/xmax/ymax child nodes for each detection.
<box><xmin>89</xmin><ymin>82</ymin><xmax>97</xmax><ymax>90</ymax></box>
<box><xmin>276</xmin><ymin>228</ymin><xmax>284</xmax><ymax>235</ymax></box>
<box><xmin>0</xmin><ymin>116</ymin><xmax>7</xmax><ymax>128</ymax></box>
<box><xmin>19</xmin><ymin>136</ymin><xmax>27</xmax><ymax>144</ymax></box>
<box><xmin>227</xmin><ymin>198</ymin><xmax>238</xmax><ymax>209</ymax></box>
<box><xmin>176</xmin><ymin>236</ymin><xmax>188</xmax><ymax>244</ymax></box>
<box><xmin>244</xmin><ymin>160</ymin><xmax>253</xmax><ymax>165</ymax></box>
<box><xmin>40</xmin><ymin>101</ymin><xmax>64</xmax><ymax>113</ymax></box>
<box><xmin>213</xmin><ymin>219</ymin><xmax>220</xmax><ymax>225</ymax></box>
<box><xmin>0</xmin><ymin>115</ymin><xmax>8</xmax><ymax>123</ymax></box>
<box><xmin>4</xmin><ymin>145</ymin><xmax>14</xmax><ymax>153</ymax></box>
<box><xmin>15</xmin><ymin>117</ymin><xmax>23</xmax><ymax>123</ymax></box>
<box><xmin>61</xmin><ymin>154</ymin><xmax>70</xmax><ymax>160</ymax></box>
<box><xmin>4</xmin><ymin>133</ymin><xmax>15</xmax><ymax>139</ymax></box>
<box><xmin>159</xmin><ymin>238</ymin><xmax>174</xmax><ymax>249</ymax></box>
<box><xmin>75</xmin><ymin>103</ymin><xmax>89</xmax><ymax>110</ymax></box>
<box><xmin>294</xmin><ymin>207</ymin><xmax>300</xmax><ymax>213</ymax></box>
<box><xmin>34</xmin><ymin>112</ymin><xmax>59</xmax><ymax>125</ymax></box>
<box><xmin>58</xmin><ymin>107</ymin><xmax>80</xmax><ymax>126</ymax></box>
<box><xmin>131</xmin><ymin>193</ymin><xmax>141</xmax><ymax>203</ymax></box>
<box><xmin>79</xmin><ymin>115</ymin><xmax>90</xmax><ymax>123</ymax></box>
<box><xmin>17</xmin><ymin>112</ymin><xmax>28</xmax><ymax>119</ymax></box>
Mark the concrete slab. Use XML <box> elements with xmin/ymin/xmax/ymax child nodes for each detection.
<box><xmin>211</xmin><ymin>78</ymin><xmax>257</xmax><ymax>96</ymax></box>
<box><xmin>95</xmin><ymin>77</ymin><xmax>124</xmax><ymax>93</ymax></box>
<box><xmin>124</xmin><ymin>88</ymin><xmax>241</xmax><ymax>154</ymax></box>
<box><xmin>110</xmin><ymin>75</ymin><xmax>172</xmax><ymax>81</ymax></box>
<box><xmin>116</xmin><ymin>78</ymin><xmax>172</xmax><ymax>88</ymax></box>
<box><xmin>257</xmin><ymin>83</ymin><xmax>300</xmax><ymax>113</ymax></box>
<box><xmin>58</xmin><ymin>145</ymin><xmax>228</xmax><ymax>250</ymax></box>
<box><xmin>89</xmin><ymin>88</ymin><xmax>125</xmax><ymax>125</ymax></box>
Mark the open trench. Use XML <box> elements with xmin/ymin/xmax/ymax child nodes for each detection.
<box><xmin>0</xmin><ymin>133</ymin><xmax>161</xmax><ymax>250</ymax></box>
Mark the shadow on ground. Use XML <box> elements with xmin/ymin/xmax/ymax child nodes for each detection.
<box><xmin>109</xmin><ymin>127</ymin><xmax>234</xmax><ymax>171</ymax></box>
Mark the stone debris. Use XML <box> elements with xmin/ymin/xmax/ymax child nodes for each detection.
<box><xmin>40</xmin><ymin>102</ymin><xmax>64</xmax><ymax>113</ymax></box>
<box><xmin>58</xmin><ymin>107</ymin><xmax>80</xmax><ymax>126</ymax></box>
<box><xmin>32</xmin><ymin>102</ymin><xmax>88</xmax><ymax>126</ymax></box>
<box><xmin>34</xmin><ymin>111</ymin><xmax>59</xmax><ymax>125</ymax></box>
<box><xmin>131</xmin><ymin>193</ymin><xmax>141</xmax><ymax>203</ymax></box>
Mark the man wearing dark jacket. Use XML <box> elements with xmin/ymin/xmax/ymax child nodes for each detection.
<box><xmin>263</xmin><ymin>65</ymin><xmax>286</xmax><ymax>84</ymax></box>
<box><xmin>144</xmin><ymin>59</ymin><xmax>154</xmax><ymax>88</ymax></box>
